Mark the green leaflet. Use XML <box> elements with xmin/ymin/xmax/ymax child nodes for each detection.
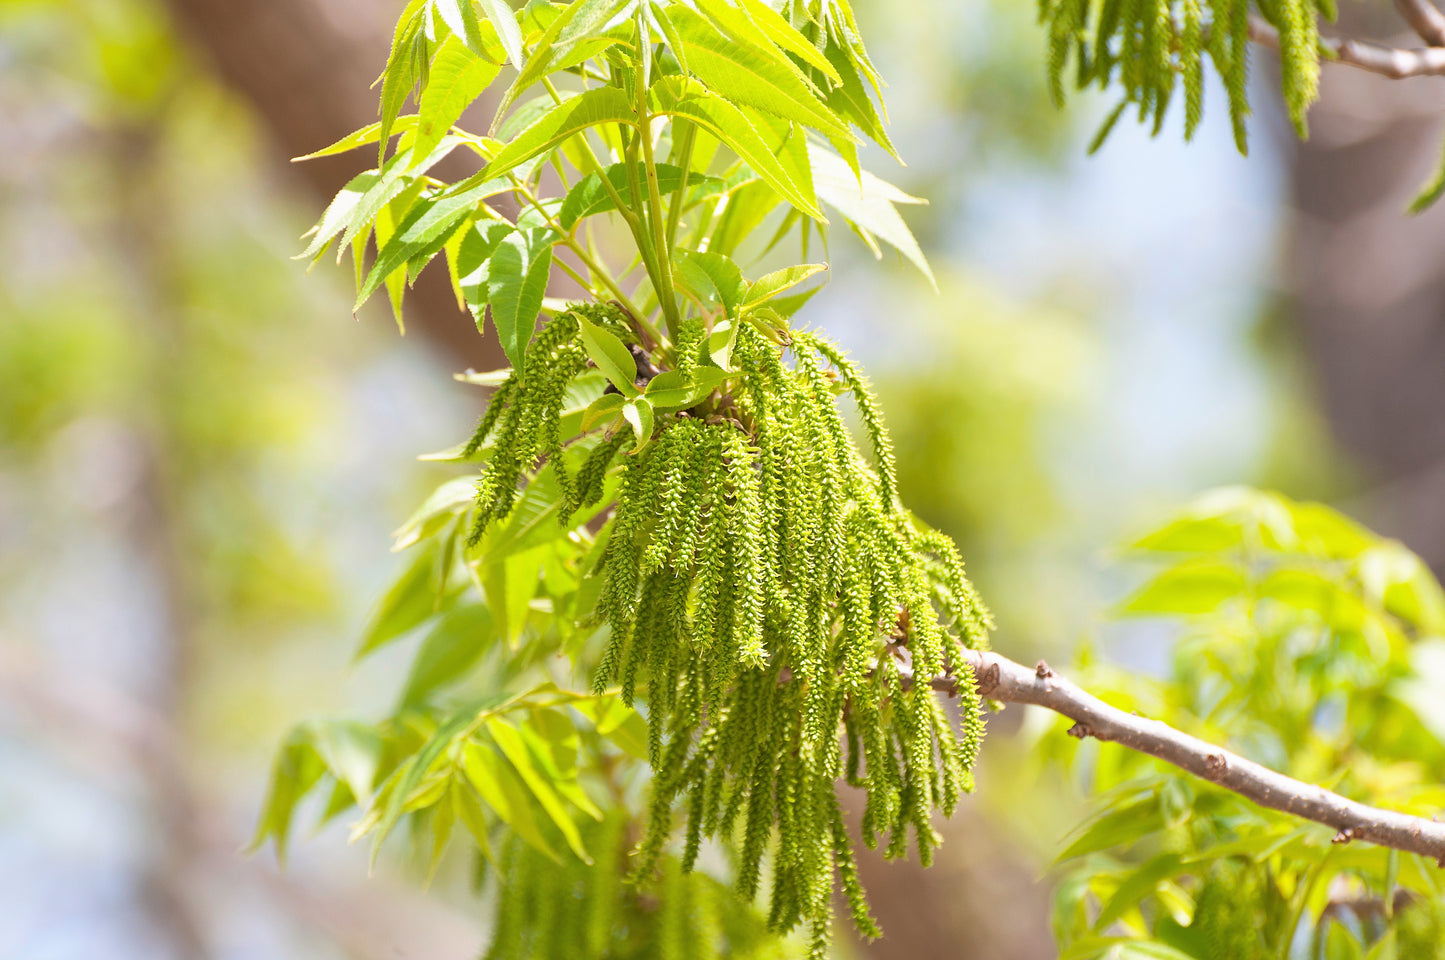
<box><xmin>667</xmin><ymin>5</ymin><xmax>852</xmax><ymax>142</ymax></box>
<box><xmin>412</xmin><ymin>35</ymin><xmax>502</xmax><ymax>166</ymax></box>
<box><xmin>582</xmin><ymin>393</ymin><xmax>627</xmax><ymax>428</ymax></box>
<box><xmin>333</xmin><ymin>135</ymin><xmax>464</xmax><ymax>257</ymax></box>
<box><xmin>250</xmin><ymin>719</ymin><xmax>383</xmax><ymax>859</ymax></box>
<box><xmin>299</xmin><ymin>168</ymin><xmax>380</xmax><ymax>262</ymax></box>
<box><xmin>822</xmin><ymin>43</ymin><xmax>897</xmax><ymax>160</ymax></box>
<box><xmin>743</xmin><ymin>264</ymin><xmax>827</xmax><ymax>309</ymax></box>
<box><xmin>488</xmin><ymin>717</ymin><xmax>593</xmax><ymax>861</ymax></box>
<box><xmin>463</xmin><ymin>739</ymin><xmax>561</xmax><ymax>861</ymax></box>
<box><xmin>294</xmin><ymin>115</ymin><xmax>420</xmax><ymax>161</ymax></box>
<box><xmin>1411</xmin><ymin>133</ymin><xmax>1445</xmax><ymax>213</ymax></box>
<box><xmin>621</xmin><ymin>396</ymin><xmax>655</xmax><ymax>452</ymax></box>
<box><xmin>675</xmin><ymin>249</ymin><xmax>745</xmax><ymax>318</ymax></box>
<box><xmin>456</xmin><ymin>220</ymin><xmax>518</xmax><ymax>328</ymax></box>
<box><xmin>481</xmin><ymin>85</ymin><xmax>637</xmax><ymax>184</ymax></box>
<box><xmin>575</xmin><ymin>313</ymin><xmax>638</xmax><ymax>394</ymax></box>
<box><xmin>729</xmin><ymin>0</ymin><xmax>841</xmax><ymax>84</ymax></box>
<box><xmin>393</xmin><ymin>476</ymin><xmax>478</xmax><ymax>551</ymax></box>
<box><xmin>431</xmin><ymin>0</ymin><xmax>501</xmax><ymax>61</ymax></box>
<box><xmin>356</xmin><ymin>538</ymin><xmax>453</xmax><ymax>660</ymax></box>
<box><xmin>554</xmin><ymin>0</ymin><xmax>638</xmax><ymax>46</ymax></box>
<box><xmin>558</xmin><ymin>162</ymin><xmax>721</xmax><ymax>230</ymax></box>
<box><xmin>650</xmin><ymin>77</ymin><xmax>824</xmax><ymax>220</ymax></box>
<box><xmin>488</xmin><ymin>228</ymin><xmax>558</xmax><ymax>369</ymax></box>
<box><xmin>807</xmin><ymin>143</ymin><xmax>934</xmax><ymax>287</ymax></box>
<box><xmin>356</xmin><ymin>177</ymin><xmax>511</xmax><ymax>309</ymax></box>
<box><xmin>1117</xmin><ymin>558</ymin><xmax>1247</xmax><ymax>616</ymax></box>
<box><xmin>400</xmin><ymin>603</ymin><xmax>496</xmax><ymax>707</ymax></box>
<box><xmin>379</xmin><ymin>0</ymin><xmax>431</xmax><ymax>164</ymax></box>
<box><xmin>643</xmin><ymin>367</ymin><xmax>731</xmax><ymax>409</ymax></box>
<box><xmin>476</xmin><ymin>0</ymin><xmax>525</xmax><ymax>67</ymax></box>
<box><xmin>491</xmin><ymin>0</ymin><xmax>632</xmax><ymax>122</ymax></box>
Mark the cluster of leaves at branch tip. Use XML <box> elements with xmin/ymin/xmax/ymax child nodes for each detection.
<box><xmin>466</xmin><ymin>298</ymin><xmax>995</xmax><ymax>946</ymax></box>
<box><xmin>262</xmin><ymin>0</ymin><xmax>1007</xmax><ymax>951</ymax></box>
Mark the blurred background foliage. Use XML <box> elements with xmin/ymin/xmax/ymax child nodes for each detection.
<box><xmin>2</xmin><ymin>0</ymin><xmax>1444</xmax><ymax>957</ymax></box>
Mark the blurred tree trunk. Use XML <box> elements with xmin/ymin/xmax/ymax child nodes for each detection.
<box><xmin>160</xmin><ymin>0</ymin><xmax>505</xmax><ymax>371</ymax></box>
<box><xmin>1286</xmin><ymin>8</ymin><xmax>1445</xmax><ymax>569</ymax></box>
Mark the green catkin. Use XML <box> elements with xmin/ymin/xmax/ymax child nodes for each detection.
<box><xmin>1046</xmin><ymin>0</ymin><xmax>1323</xmax><ymax>159</ymax></box>
<box><xmin>466</xmin><ymin>309</ymin><xmax>995</xmax><ymax>951</ymax></box>
<box><xmin>570</xmin><ymin>428</ymin><xmax>627</xmax><ymax>514</ymax></box>
<box><xmin>1223</xmin><ymin>0</ymin><xmax>1252</xmax><ymax>153</ymax></box>
<box><xmin>1181</xmin><ymin>0</ymin><xmax>1205</xmax><ymax>141</ymax></box>
<box><xmin>1095</xmin><ymin>0</ymin><xmax>1123</xmax><ymax>88</ymax></box>
<box><xmin>1276</xmin><ymin>0</ymin><xmax>1319</xmax><ymax>138</ymax></box>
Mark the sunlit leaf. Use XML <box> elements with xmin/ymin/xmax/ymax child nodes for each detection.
<box><xmin>487</xmin><ymin>717</ymin><xmax>591</xmax><ymax>861</ymax></box>
<box><xmin>488</xmin><ymin>227</ymin><xmax>557</xmax><ymax>368</ymax></box>
<box><xmin>476</xmin><ymin>0</ymin><xmax>525</xmax><ymax>67</ymax></box>
<box><xmin>413</xmin><ymin>36</ymin><xmax>503</xmax><ymax>165</ymax></box>
<box><xmin>622</xmin><ymin>397</ymin><xmax>655</xmax><ymax>452</ymax></box>
<box><xmin>668</xmin><ymin>5</ymin><xmax>850</xmax><ymax>141</ymax></box>
<box><xmin>650</xmin><ymin>77</ymin><xmax>824</xmax><ymax>220</ymax></box>
<box><xmin>743</xmin><ymin>263</ymin><xmax>826</xmax><ymax>309</ymax></box>
<box><xmin>462</xmin><ymin>738</ymin><xmax>561</xmax><ymax>860</ymax></box>
<box><xmin>294</xmin><ymin>116</ymin><xmax>421</xmax><ymax>161</ymax></box>
<box><xmin>481</xmin><ymin>86</ymin><xmax>636</xmax><ymax>184</ymax></box>
<box><xmin>575</xmin><ymin>313</ymin><xmax>638</xmax><ymax>395</ymax></box>
<box><xmin>808</xmin><ymin>144</ymin><xmax>933</xmax><ymax>286</ymax></box>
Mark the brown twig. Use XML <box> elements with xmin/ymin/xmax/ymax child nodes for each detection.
<box><xmin>1395</xmin><ymin>0</ymin><xmax>1445</xmax><ymax>48</ymax></box>
<box><xmin>1249</xmin><ymin>14</ymin><xmax>1445</xmax><ymax>79</ymax></box>
<box><xmin>920</xmin><ymin>650</ymin><xmax>1445</xmax><ymax>865</ymax></box>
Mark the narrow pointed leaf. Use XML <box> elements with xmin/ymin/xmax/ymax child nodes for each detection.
<box><xmin>808</xmin><ymin>143</ymin><xmax>934</xmax><ymax>286</ymax></box>
<box><xmin>477</xmin><ymin>0</ymin><xmax>525</xmax><ymax>67</ymax></box>
<box><xmin>357</xmin><ymin>180</ymin><xmax>507</xmax><ymax>308</ymax></box>
<box><xmin>743</xmin><ymin>263</ymin><xmax>826</xmax><ymax>308</ymax></box>
<box><xmin>486</xmin><ymin>718</ymin><xmax>591</xmax><ymax>861</ymax></box>
<box><xmin>650</xmin><ymin>78</ymin><xmax>823</xmax><ymax>220</ymax></box>
<box><xmin>483</xmin><ymin>86</ymin><xmax>637</xmax><ymax>184</ymax></box>
<box><xmin>294</xmin><ymin>116</ymin><xmax>420</xmax><ymax>162</ymax></box>
<box><xmin>456</xmin><ymin>221</ymin><xmax>516</xmax><ymax>326</ymax></box>
<box><xmin>413</xmin><ymin>36</ymin><xmax>503</xmax><ymax>166</ymax></box>
<box><xmin>668</xmin><ymin>6</ymin><xmax>849</xmax><ymax>141</ymax></box>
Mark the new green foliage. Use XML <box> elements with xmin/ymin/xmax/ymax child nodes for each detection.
<box><xmin>1045</xmin><ymin>488</ymin><xmax>1445</xmax><ymax>958</ymax></box>
<box><xmin>263</xmin><ymin>0</ymin><xmax>991</xmax><ymax>954</ymax></box>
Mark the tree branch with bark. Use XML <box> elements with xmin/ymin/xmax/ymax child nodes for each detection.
<box><xmin>915</xmin><ymin>649</ymin><xmax>1445</xmax><ymax>865</ymax></box>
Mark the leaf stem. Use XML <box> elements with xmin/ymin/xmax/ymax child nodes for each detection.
<box><xmin>634</xmin><ymin>28</ymin><xmax>682</xmax><ymax>339</ymax></box>
<box><xmin>508</xmin><ymin>174</ymin><xmax>652</xmax><ymax>335</ymax></box>
<box><xmin>664</xmin><ymin>119</ymin><xmax>696</xmax><ymax>252</ymax></box>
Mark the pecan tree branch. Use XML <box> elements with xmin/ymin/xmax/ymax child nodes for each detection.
<box><xmin>925</xmin><ymin>649</ymin><xmax>1445</xmax><ymax>865</ymax></box>
<box><xmin>1248</xmin><ymin>14</ymin><xmax>1445</xmax><ymax>79</ymax></box>
<box><xmin>1395</xmin><ymin>0</ymin><xmax>1445</xmax><ymax>48</ymax></box>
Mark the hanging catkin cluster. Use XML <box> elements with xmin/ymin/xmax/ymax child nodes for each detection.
<box><xmin>466</xmin><ymin>307</ymin><xmax>994</xmax><ymax>952</ymax></box>
<box><xmin>463</xmin><ymin>303</ymin><xmax>632</xmax><ymax>540</ymax></box>
<box><xmin>483</xmin><ymin>813</ymin><xmax>801</xmax><ymax>960</ymax></box>
<box><xmin>1040</xmin><ymin>0</ymin><xmax>1322</xmax><ymax>149</ymax></box>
